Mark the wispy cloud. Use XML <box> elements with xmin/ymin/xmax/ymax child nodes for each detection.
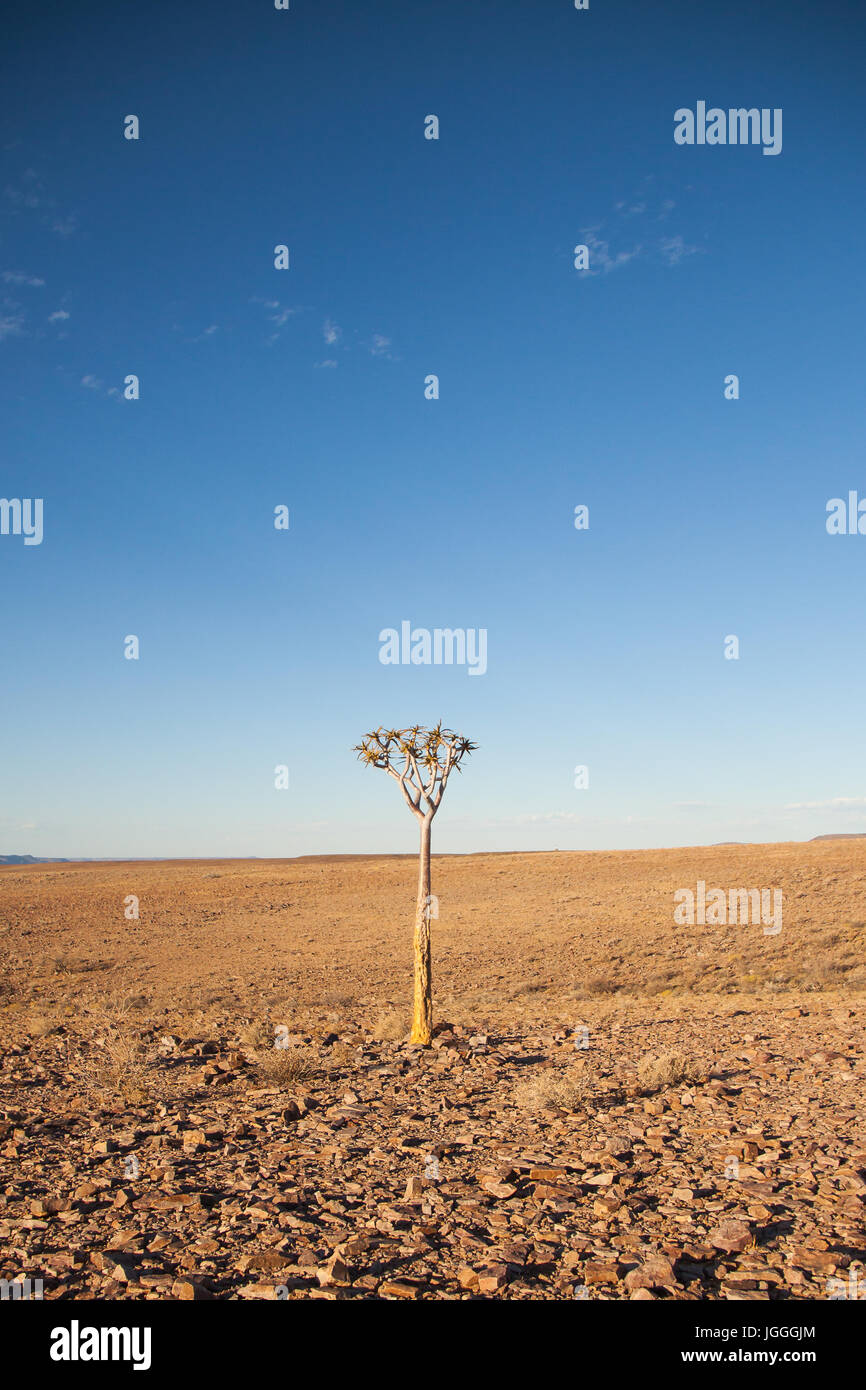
<box><xmin>52</xmin><ymin>214</ymin><xmax>79</xmax><ymax>237</ymax></box>
<box><xmin>172</xmin><ymin>321</ymin><xmax>220</xmax><ymax>343</ymax></box>
<box><xmin>784</xmin><ymin>796</ymin><xmax>866</xmax><ymax>812</ymax></box>
<box><xmin>486</xmin><ymin>811</ymin><xmax>596</xmax><ymax>827</ymax></box>
<box><xmin>315</xmin><ymin>358</ymin><xmax>338</xmax><ymax>369</ymax></box>
<box><xmin>452</xmin><ymin>809</ymin><xmax>655</xmax><ymax>832</ymax></box>
<box><xmin>4</xmin><ymin>171</ymin><xmax>78</xmax><ymax>235</ymax></box>
<box><xmin>323</xmin><ymin>317</ymin><xmax>341</xmax><ymax>345</ymax></box>
<box><xmin>48</xmin><ymin>308</ymin><xmax>70</xmax><ymax>323</ymax></box>
<box><xmin>367</xmin><ymin>332</ymin><xmax>395</xmax><ymax>359</ymax></box>
<box><xmin>0</xmin><ymin>815</ymin><xmax>38</xmax><ymax>831</ymax></box>
<box><xmin>2</xmin><ymin>270</ymin><xmax>44</xmax><ymax>287</ymax></box>
<box><xmin>4</xmin><ymin>169</ymin><xmax>44</xmax><ymax>209</ymax></box>
<box><xmin>250</xmin><ymin>296</ymin><xmax>301</xmax><ymax>344</ymax></box>
<box><xmin>269</xmin><ymin>304</ymin><xmax>296</xmax><ymax>328</ymax></box>
<box><xmin>0</xmin><ymin>313</ymin><xmax>24</xmax><ymax>341</ymax></box>
<box><xmin>660</xmin><ymin>234</ymin><xmax>700</xmax><ymax>266</ymax></box>
<box><xmin>81</xmin><ymin>373</ymin><xmax>119</xmax><ymax>398</ymax></box>
<box><xmin>252</xmin><ymin>298</ymin><xmax>297</xmax><ymax>326</ymax></box>
<box><xmin>576</xmin><ymin>184</ymin><xmax>701</xmax><ymax>277</ymax></box>
<box><xmin>580</xmin><ymin>229</ymin><xmax>643</xmax><ymax>275</ymax></box>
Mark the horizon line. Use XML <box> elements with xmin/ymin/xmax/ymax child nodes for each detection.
<box><xmin>2</xmin><ymin>832</ymin><xmax>865</xmax><ymax>867</ymax></box>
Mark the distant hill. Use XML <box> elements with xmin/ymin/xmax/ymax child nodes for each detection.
<box><xmin>0</xmin><ymin>855</ymin><xmax>70</xmax><ymax>865</ymax></box>
<box><xmin>810</xmin><ymin>833</ymin><xmax>866</xmax><ymax>841</ymax></box>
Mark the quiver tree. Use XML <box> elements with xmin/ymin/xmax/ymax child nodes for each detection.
<box><xmin>353</xmin><ymin>724</ymin><xmax>476</xmax><ymax>1046</ymax></box>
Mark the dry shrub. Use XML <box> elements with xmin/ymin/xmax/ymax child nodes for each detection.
<box><xmin>51</xmin><ymin>954</ymin><xmax>111</xmax><ymax>976</ymax></box>
<box><xmin>81</xmin><ymin>994</ymin><xmax>154</xmax><ymax>1105</ymax></box>
<box><xmin>510</xmin><ymin>980</ymin><xmax>547</xmax><ymax>997</ymax></box>
<box><xmin>633</xmin><ymin>924</ymin><xmax>866</xmax><ymax>1001</ymax></box>
<box><xmin>191</xmin><ymin>988</ymin><xmax>224</xmax><ymax>1010</ymax></box>
<box><xmin>637</xmin><ymin>1050</ymin><xmax>697</xmax><ymax>1092</ymax></box>
<box><xmin>584</xmin><ymin>975</ymin><xmax>618</xmax><ymax>996</ymax></box>
<box><xmin>255</xmin><ymin>1047</ymin><xmax>315</xmax><ymax>1087</ymax></box>
<box><xmin>327</xmin><ymin>1041</ymin><xmax>355</xmax><ymax>1067</ymax></box>
<box><xmin>642</xmin><ymin>969</ymin><xmax>678</xmax><ymax>996</ymax></box>
<box><xmin>320</xmin><ymin>991</ymin><xmax>355</xmax><ymax>1009</ymax></box>
<box><xmin>370</xmin><ymin>1010</ymin><xmax>406</xmax><ymax>1042</ymax></box>
<box><xmin>50</xmin><ymin>955</ymin><xmax>80</xmax><ymax>974</ymax></box>
<box><xmin>513</xmin><ymin>1065</ymin><xmax>589</xmax><ymax>1112</ymax></box>
<box><xmin>237</xmin><ymin>1020</ymin><xmax>270</xmax><ymax>1048</ymax></box>
<box><xmin>0</xmin><ymin>967</ymin><xmax>22</xmax><ymax>1004</ymax></box>
<box><xmin>467</xmin><ymin>987</ymin><xmax>507</xmax><ymax>1007</ymax></box>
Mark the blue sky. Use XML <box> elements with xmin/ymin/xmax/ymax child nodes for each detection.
<box><xmin>2</xmin><ymin>0</ymin><xmax>865</xmax><ymax>858</ymax></box>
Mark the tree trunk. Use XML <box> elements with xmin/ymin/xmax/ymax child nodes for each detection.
<box><xmin>410</xmin><ymin>814</ymin><xmax>433</xmax><ymax>1045</ymax></box>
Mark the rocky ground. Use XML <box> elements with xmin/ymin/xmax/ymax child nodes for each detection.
<box><xmin>0</xmin><ymin>844</ymin><xmax>864</xmax><ymax>1300</ymax></box>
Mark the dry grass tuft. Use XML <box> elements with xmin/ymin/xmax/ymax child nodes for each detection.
<box><xmin>255</xmin><ymin>1047</ymin><xmax>315</xmax><ymax>1087</ymax></box>
<box><xmin>0</xmin><ymin>966</ymin><xmax>22</xmax><ymax>1003</ymax></box>
<box><xmin>584</xmin><ymin>975</ymin><xmax>619</xmax><ymax>996</ymax></box>
<box><xmin>320</xmin><ymin>991</ymin><xmax>356</xmax><ymax>1010</ymax></box>
<box><xmin>237</xmin><ymin>1020</ymin><xmax>271</xmax><ymax>1049</ymax></box>
<box><xmin>80</xmin><ymin>994</ymin><xmax>154</xmax><ymax>1105</ymax></box>
<box><xmin>370</xmin><ymin>1010</ymin><xmax>406</xmax><ymax>1042</ymax></box>
<box><xmin>637</xmin><ymin>1050</ymin><xmax>698</xmax><ymax>1092</ymax></box>
<box><xmin>513</xmin><ymin>1065</ymin><xmax>590</xmax><ymax>1112</ymax></box>
<box><xmin>327</xmin><ymin>1041</ymin><xmax>356</xmax><ymax>1067</ymax></box>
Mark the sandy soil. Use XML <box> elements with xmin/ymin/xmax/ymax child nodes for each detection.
<box><xmin>1</xmin><ymin>841</ymin><xmax>864</xmax><ymax>1300</ymax></box>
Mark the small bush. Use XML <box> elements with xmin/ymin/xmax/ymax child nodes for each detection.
<box><xmin>370</xmin><ymin>1010</ymin><xmax>406</xmax><ymax>1042</ymax></box>
<box><xmin>585</xmin><ymin>975</ymin><xmax>618</xmax><ymax>996</ymax></box>
<box><xmin>637</xmin><ymin>1051</ymin><xmax>696</xmax><ymax>1092</ymax></box>
<box><xmin>255</xmin><ymin>1047</ymin><xmax>315</xmax><ymax>1087</ymax></box>
<box><xmin>510</xmin><ymin>980</ymin><xmax>547</xmax><ymax>997</ymax></box>
<box><xmin>320</xmin><ymin>991</ymin><xmax>356</xmax><ymax>1009</ymax></box>
<box><xmin>81</xmin><ymin>997</ymin><xmax>154</xmax><ymax>1104</ymax></box>
<box><xmin>513</xmin><ymin>1066</ymin><xmax>589</xmax><ymax>1112</ymax></box>
<box><xmin>237</xmin><ymin>1020</ymin><xmax>270</xmax><ymax>1048</ymax></box>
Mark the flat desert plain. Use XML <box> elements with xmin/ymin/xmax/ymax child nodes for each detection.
<box><xmin>1</xmin><ymin>840</ymin><xmax>864</xmax><ymax>1301</ymax></box>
